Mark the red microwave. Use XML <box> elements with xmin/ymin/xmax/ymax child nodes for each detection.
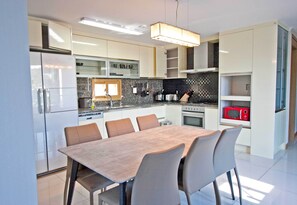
<box><xmin>223</xmin><ymin>106</ymin><xmax>250</xmax><ymax>121</ymax></box>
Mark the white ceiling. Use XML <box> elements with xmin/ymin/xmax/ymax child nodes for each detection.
<box><xmin>27</xmin><ymin>0</ymin><xmax>297</xmax><ymax>45</ymax></box>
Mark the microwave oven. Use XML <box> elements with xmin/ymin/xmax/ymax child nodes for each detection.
<box><xmin>223</xmin><ymin>106</ymin><xmax>250</xmax><ymax>121</ymax></box>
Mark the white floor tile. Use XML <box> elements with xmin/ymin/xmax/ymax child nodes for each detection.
<box><xmin>271</xmin><ymin>158</ymin><xmax>297</xmax><ymax>175</ymax></box>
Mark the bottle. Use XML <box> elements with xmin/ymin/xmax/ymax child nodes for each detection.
<box><xmin>91</xmin><ymin>99</ymin><xmax>95</xmax><ymax>110</ymax></box>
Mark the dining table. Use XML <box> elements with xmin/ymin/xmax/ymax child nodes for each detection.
<box><xmin>59</xmin><ymin>125</ymin><xmax>216</xmax><ymax>205</ymax></box>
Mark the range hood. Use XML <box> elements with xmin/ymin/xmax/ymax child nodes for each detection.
<box><xmin>181</xmin><ymin>41</ymin><xmax>219</xmax><ymax>73</ymax></box>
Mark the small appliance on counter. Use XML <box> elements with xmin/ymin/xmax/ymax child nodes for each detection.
<box><xmin>223</xmin><ymin>106</ymin><xmax>250</xmax><ymax>121</ymax></box>
<box><xmin>154</xmin><ymin>89</ymin><xmax>165</xmax><ymax>102</ymax></box>
<box><xmin>78</xmin><ymin>97</ymin><xmax>92</xmax><ymax>108</ymax></box>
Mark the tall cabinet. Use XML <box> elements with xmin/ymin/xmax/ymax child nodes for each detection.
<box><xmin>219</xmin><ymin>22</ymin><xmax>289</xmax><ymax>158</ymax></box>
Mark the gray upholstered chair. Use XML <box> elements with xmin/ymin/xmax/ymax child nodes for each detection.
<box><xmin>105</xmin><ymin>118</ymin><xmax>135</xmax><ymax>138</ymax></box>
<box><xmin>64</xmin><ymin>123</ymin><xmax>114</xmax><ymax>205</ymax></box>
<box><xmin>214</xmin><ymin>125</ymin><xmax>243</xmax><ymax>205</ymax></box>
<box><xmin>178</xmin><ymin>131</ymin><xmax>221</xmax><ymax>205</ymax></box>
<box><xmin>98</xmin><ymin>144</ymin><xmax>185</xmax><ymax>205</ymax></box>
<box><xmin>136</xmin><ymin>114</ymin><xmax>160</xmax><ymax>131</ymax></box>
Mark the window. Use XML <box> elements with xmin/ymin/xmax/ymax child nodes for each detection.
<box><xmin>92</xmin><ymin>79</ymin><xmax>122</xmax><ymax>101</ymax></box>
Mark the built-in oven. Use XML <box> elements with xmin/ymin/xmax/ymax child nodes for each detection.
<box><xmin>182</xmin><ymin>105</ymin><xmax>205</xmax><ymax>128</ymax></box>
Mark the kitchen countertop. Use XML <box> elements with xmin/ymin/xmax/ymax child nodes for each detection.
<box><xmin>78</xmin><ymin>102</ymin><xmax>218</xmax><ymax>114</ymax></box>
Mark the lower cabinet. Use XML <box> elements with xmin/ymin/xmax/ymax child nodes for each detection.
<box><xmin>204</xmin><ymin>108</ymin><xmax>218</xmax><ymax>130</ymax></box>
<box><xmin>165</xmin><ymin>105</ymin><xmax>182</xmax><ymax>125</ymax></box>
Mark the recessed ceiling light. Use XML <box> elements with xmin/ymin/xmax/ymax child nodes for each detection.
<box><xmin>79</xmin><ymin>17</ymin><xmax>144</xmax><ymax>35</ymax></box>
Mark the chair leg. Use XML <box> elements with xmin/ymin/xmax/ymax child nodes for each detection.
<box><xmin>213</xmin><ymin>180</ymin><xmax>221</xmax><ymax>205</ymax></box>
<box><xmin>226</xmin><ymin>171</ymin><xmax>235</xmax><ymax>200</ymax></box>
<box><xmin>90</xmin><ymin>192</ymin><xmax>94</xmax><ymax>205</ymax></box>
<box><xmin>234</xmin><ymin>167</ymin><xmax>242</xmax><ymax>205</ymax></box>
<box><xmin>185</xmin><ymin>192</ymin><xmax>192</xmax><ymax>205</ymax></box>
<box><xmin>63</xmin><ymin>176</ymin><xmax>69</xmax><ymax>205</ymax></box>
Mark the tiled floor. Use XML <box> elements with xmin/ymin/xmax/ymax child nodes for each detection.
<box><xmin>37</xmin><ymin>142</ymin><xmax>297</xmax><ymax>205</ymax></box>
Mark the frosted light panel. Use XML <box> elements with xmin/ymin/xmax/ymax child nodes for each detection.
<box><xmin>108</xmin><ymin>84</ymin><xmax>118</xmax><ymax>96</ymax></box>
<box><xmin>94</xmin><ymin>84</ymin><xmax>106</xmax><ymax>96</ymax></box>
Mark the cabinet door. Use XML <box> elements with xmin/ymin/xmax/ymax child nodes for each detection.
<box><xmin>108</xmin><ymin>41</ymin><xmax>139</xmax><ymax>60</ymax></box>
<box><xmin>156</xmin><ymin>46</ymin><xmax>167</xmax><ymax>78</ymax></box>
<box><xmin>219</xmin><ymin>30</ymin><xmax>253</xmax><ymax>73</ymax></box>
<box><xmin>219</xmin><ymin>125</ymin><xmax>251</xmax><ymax>146</ymax></box>
<box><xmin>204</xmin><ymin>108</ymin><xmax>218</xmax><ymax>130</ymax></box>
<box><xmin>165</xmin><ymin>105</ymin><xmax>182</xmax><ymax>125</ymax></box>
<box><xmin>72</xmin><ymin>35</ymin><xmax>107</xmax><ymax>57</ymax></box>
<box><xmin>177</xmin><ymin>46</ymin><xmax>187</xmax><ymax>78</ymax></box>
<box><xmin>48</xmin><ymin>21</ymin><xmax>71</xmax><ymax>51</ymax></box>
<box><xmin>28</xmin><ymin>19</ymin><xmax>42</xmax><ymax>48</ymax></box>
<box><xmin>139</xmin><ymin>46</ymin><xmax>154</xmax><ymax>77</ymax></box>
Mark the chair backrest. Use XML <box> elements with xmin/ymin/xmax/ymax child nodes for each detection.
<box><xmin>136</xmin><ymin>114</ymin><xmax>160</xmax><ymax>131</ymax></box>
<box><xmin>131</xmin><ymin>144</ymin><xmax>185</xmax><ymax>205</ymax></box>
<box><xmin>64</xmin><ymin>123</ymin><xmax>102</xmax><ymax>146</ymax></box>
<box><xmin>213</xmin><ymin>125</ymin><xmax>242</xmax><ymax>177</ymax></box>
<box><xmin>182</xmin><ymin>131</ymin><xmax>221</xmax><ymax>195</ymax></box>
<box><xmin>105</xmin><ymin>118</ymin><xmax>135</xmax><ymax>138</ymax></box>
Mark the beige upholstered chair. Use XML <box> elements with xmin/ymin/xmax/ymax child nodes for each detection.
<box><xmin>105</xmin><ymin>118</ymin><xmax>135</xmax><ymax>138</ymax></box>
<box><xmin>136</xmin><ymin>114</ymin><xmax>160</xmax><ymax>131</ymax></box>
<box><xmin>178</xmin><ymin>131</ymin><xmax>221</xmax><ymax>205</ymax></box>
<box><xmin>64</xmin><ymin>123</ymin><xmax>114</xmax><ymax>205</ymax></box>
<box><xmin>98</xmin><ymin>144</ymin><xmax>185</xmax><ymax>205</ymax></box>
<box><xmin>214</xmin><ymin>125</ymin><xmax>243</xmax><ymax>205</ymax></box>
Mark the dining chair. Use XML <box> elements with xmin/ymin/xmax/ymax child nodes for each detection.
<box><xmin>64</xmin><ymin>123</ymin><xmax>114</xmax><ymax>205</ymax></box>
<box><xmin>136</xmin><ymin>114</ymin><xmax>160</xmax><ymax>131</ymax></box>
<box><xmin>105</xmin><ymin>118</ymin><xmax>135</xmax><ymax>138</ymax></box>
<box><xmin>178</xmin><ymin>131</ymin><xmax>221</xmax><ymax>205</ymax></box>
<box><xmin>98</xmin><ymin>143</ymin><xmax>185</xmax><ymax>205</ymax></box>
<box><xmin>213</xmin><ymin>125</ymin><xmax>243</xmax><ymax>205</ymax></box>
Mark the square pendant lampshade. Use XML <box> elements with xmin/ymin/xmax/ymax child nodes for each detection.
<box><xmin>151</xmin><ymin>22</ymin><xmax>200</xmax><ymax>47</ymax></box>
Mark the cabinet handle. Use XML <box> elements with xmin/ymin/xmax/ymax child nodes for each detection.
<box><xmin>43</xmin><ymin>89</ymin><xmax>51</xmax><ymax>113</ymax></box>
<box><xmin>86</xmin><ymin>117</ymin><xmax>92</xmax><ymax>120</ymax></box>
<box><xmin>37</xmin><ymin>88</ymin><xmax>43</xmax><ymax>114</ymax></box>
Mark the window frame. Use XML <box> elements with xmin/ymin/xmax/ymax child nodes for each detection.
<box><xmin>92</xmin><ymin>79</ymin><xmax>122</xmax><ymax>101</ymax></box>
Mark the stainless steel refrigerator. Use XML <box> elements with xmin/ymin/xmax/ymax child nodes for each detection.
<box><xmin>30</xmin><ymin>52</ymin><xmax>78</xmax><ymax>174</ymax></box>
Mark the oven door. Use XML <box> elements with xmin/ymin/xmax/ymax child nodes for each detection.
<box><xmin>182</xmin><ymin>111</ymin><xmax>205</xmax><ymax>128</ymax></box>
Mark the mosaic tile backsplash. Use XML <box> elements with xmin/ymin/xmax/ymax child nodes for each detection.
<box><xmin>77</xmin><ymin>72</ymin><xmax>218</xmax><ymax>106</ymax></box>
<box><xmin>77</xmin><ymin>78</ymin><xmax>163</xmax><ymax>106</ymax></box>
<box><xmin>163</xmin><ymin>72</ymin><xmax>218</xmax><ymax>103</ymax></box>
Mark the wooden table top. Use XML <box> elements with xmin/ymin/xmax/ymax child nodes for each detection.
<box><xmin>59</xmin><ymin>125</ymin><xmax>215</xmax><ymax>183</ymax></box>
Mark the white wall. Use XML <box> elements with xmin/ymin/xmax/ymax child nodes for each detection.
<box><xmin>0</xmin><ymin>1</ymin><xmax>38</xmax><ymax>205</ymax></box>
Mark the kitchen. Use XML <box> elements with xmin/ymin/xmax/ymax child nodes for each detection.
<box><xmin>1</xmin><ymin>0</ymin><xmax>296</xmax><ymax>205</ymax></box>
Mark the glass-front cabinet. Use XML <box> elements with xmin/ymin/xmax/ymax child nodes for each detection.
<box><xmin>275</xmin><ymin>26</ymin><xmax>288</xmax><ymax>112</ymax></box>
<box><xmin>108</xmin><ymin>59</ymin><xmax>139</xmax><ymax>78</ymax></box>
<box><xmin>76</xmin><ymin>56</ymin><xmax>107</xmax><ymax>77</ymax></box>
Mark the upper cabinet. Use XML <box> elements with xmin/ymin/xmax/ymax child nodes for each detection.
<box><xmin>107</xmin><ymin>41</ymin><xmax>140</xmax><ymax>60</ymax></box>
<box><xmin>72</xmin><ymin>35</ymin><xmax>107</xmax><ymax>57</ymax></box>
<box><xmin>28</xmin><ymin>19</ymin><xmax>42</xmax><ymax>48</ymax></box>
<box><xmin>139</xmin><ymin>46</ymin><xmax>154</xmax><ymax>78</ymax></box>
<box><xmin>28</xmin><ymin>18</ymin><xmax>72</xmax><ymax>51</ymax></box>
<box><xmin>219</xmin><ymin>29</ymin><xmax>253</xmax><ymax>73</ymax></box>
<box><xmin>47</xmin><ymin>21</ymin><xmax>72</xmax><ymax>51</ymax></box>
<box><xmin>155</xmin><ymin>45</ymin><xmax>187</xmax><ymax>79</ymax></box>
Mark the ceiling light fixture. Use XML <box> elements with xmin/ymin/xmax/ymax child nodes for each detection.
<box><xmin>151</xmin><ymin>0</ymin><xmax>200</xmax><ymax>47</ymax></box>
<box><xmin>79</xmin><ymin>17</ymin><xmax>144</xmax><ymax>35</ymax></box>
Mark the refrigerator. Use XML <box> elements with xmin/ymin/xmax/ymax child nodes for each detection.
<box><xmin>30</xmin><ymin>52</ymin><xmax>78</xmax><ymax>174</ymax></box>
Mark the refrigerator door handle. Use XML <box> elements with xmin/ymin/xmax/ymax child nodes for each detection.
<box><xmin>37</xmin><ymin>88</ymin><xmax>44</xmax><ymax>114</ymax></box>
<box><xmin>43</xmin><ymin>89</ymin><xmax>51</xmax><ymax>113</ymax></box>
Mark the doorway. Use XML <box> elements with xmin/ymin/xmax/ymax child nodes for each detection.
<box><xmin>288</xmin><ymin>35</ymin><xmax>297</xmax><ymax>144</ymax></box>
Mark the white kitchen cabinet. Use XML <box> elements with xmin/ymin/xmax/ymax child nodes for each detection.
<box><xmin>219</xmin><ymin>125</ymin><xmax>251</xmax><ymax>146</ymax></box>
<box><xmin>205</xmin><ymin>108</ymin><xmax>218</xmax><ymax>130</ymax></box>
<box><xmin>79</xmin><ymin>118</ymin><xmax>105</xmax><ymax>139</ymax></box>
<box><xmin>155</xmin><ymin>46</ymin><xmax>167</xmax><ymax>78</ymax></box>
<box><xmin>28</xmin><ymin>19</ymin><xmax>42</xmax><ymax>48</ymax></box>
<box><xmin>165</xmin><ymin>105</ymin><xmax>182</xmax><ymax>125</ymax></box>
<box><xmin>121</xmin><ymin>108</ymin><xmax>145</xmax><ymax>132</ymax></box>
<box><xmin>139</xmin><ymin>46</ymin><xmax>154</xmax><ymax>78</ymax></box>
<box><xmin>219</xmin><ymin>29</ymin><xmax>253</xmax><ymax>74</ymax></box>
<box><xmin>108</xmin><ymin>41</ymin><xmax>140</xmax><ymax>60</ymax></box>
<box><xmin>48</xmin><ymin>21</ymin><xmax>72</xmax><ymax>51</ymax></box>
<box><xmin>72</xmin><ymin>35</ymin><xmax>107</xmax><ymax>57</ymax></box>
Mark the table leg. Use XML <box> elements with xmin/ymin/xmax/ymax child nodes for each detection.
<box><xmin>119</xmin><ymin>182</ymin><xmax>127</xmax><ymax>205</ymax></box>
<box><xmin>67</xmin><ymin>160</ymin><xmax>79</xmax><ymax>205</ymax></box>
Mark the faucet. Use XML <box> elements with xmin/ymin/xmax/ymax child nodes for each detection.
<box><xmin>106</xmin><ymin>93</ymin><xmax>113</xmax><ymax>108</ymax></box>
